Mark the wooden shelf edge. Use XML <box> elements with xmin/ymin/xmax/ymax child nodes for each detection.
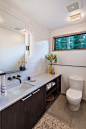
<box><xmin>46</xmin><ymin>84</ymin><xmax>57</xmax><ymax>92</ymax></box>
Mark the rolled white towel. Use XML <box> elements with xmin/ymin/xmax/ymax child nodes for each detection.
<box><xmin>46</xmin><ymin>83</ymin><xmax>51</xmax><ymax>90</ymax></box>
<box><xmin>1</xmin><ymin>75</ymin><xmax>7</xmax><ymax>96</ymax></box>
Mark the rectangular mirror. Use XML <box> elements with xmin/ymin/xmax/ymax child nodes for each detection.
<box><xmin>0</xmin><ymin>9</ymin><xmax>25</xmax><ymax>73</ymax></box>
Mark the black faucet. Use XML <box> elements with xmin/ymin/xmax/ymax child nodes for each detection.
<box><xmin>12</xmin><ymin>75</ymin><xmax>21</xmax><ymax>83</ymax></box>
<box><xmin>8</xmin><ymin>77</ymin><xmax>12</xmax><ymax>81</ymax></box>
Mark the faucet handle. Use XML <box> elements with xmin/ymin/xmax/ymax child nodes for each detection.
<box><xmin>8</xmin><ymin>77</ymin><xmax>12</xmax><ymax>81</ymax></box>
<box><xmin>17</xmin><ymin>75</ymin><xmax>21</xmax><ymax>78</ymax></box>
<box><xmin>12</xmin><ymin>76</ymin><xmax>16</xmax><ymax>79</ymax></box>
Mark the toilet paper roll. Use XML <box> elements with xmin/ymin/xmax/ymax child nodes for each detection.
<box><xmin>1</xmin><ymin>75</ymin><xmax>7</xmax><ymax>96</ymax></box>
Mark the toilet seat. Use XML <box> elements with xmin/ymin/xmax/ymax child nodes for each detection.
<box><xmin>66</xmin><ymin>88</ymin><xmax>82</xmax><ymax>100</ymax></box>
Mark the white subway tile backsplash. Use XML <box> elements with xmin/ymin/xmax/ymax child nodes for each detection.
<box><xmin>29</xmin><ymin>15</ymin><xmax>37</xmax><ymax>22</ymax></box>
<box><xmin>31</xmin><ymin>59</ymin><xmax>37</xmax><ymax>63</ymax></box>
<box><xmin>0</xmin><ymin>5</ymin><xmax>4</xmax><ymax>10</ymax></box>
<box><xmin>10</xmin><ymin>5</ymin><xmax>22</xmax><ymax>18</ymax></box>
<box><xmin>4</xmin><ymin>8</ymin><xmax>19</xmax><ymax>18</ymax></box>
<box><xmin>29</xmin><ymin>63</ymin><xmax>35</xmax><ymax>68</ymax></box>
<box><xmin>1</xmin><ymin>0</ymin><xmax>9</xmax><ymax>10</ymax></box>
<box><xmin>32</xmin><ymin>21</ymin><xmax>38</xmax><ymax>28</ymax></box>
<box><xmin>5</xmin><ymin>0</ymin><xmax>19</xmax><ymax>9</ymax></box>
<box><xmin>28</xmin><ymin>23</ymin><xmax>37</xmax><ymax>31</ymax></box>
<box><xmin>25</xmin><ymin>58</ymin><xmax>31</xmax><ymax>63</ymax></box>
<box><xmin>23</xmin><ymin>14</ymin><xmax>31</xmax><ymax>23</ymax></box>
<box><xmin>0</xmin><ymin>0</ymin><xmax>50</xmax><ymax>87</ymax></box>
<box><xmin>37</xmin><ymin>28</ymin><xmax>42</xmax><ymax>34</ymax></box>
<box><xmin>19</xmin><ymin>8</ymin><xmax>29</xmax><ymax>17</ymax></box>
<box><xmin>26</xmin><ymin>64</ymin><xmax>29</xmax><ymax>69</ymax></box>
<box><xmin>38</xmin><ymin>25</ymin><xmax>44</xmax><ymax>32</ymax></box>
<box><xmin>35</xmin><ymin>37</ymin><xmax>42</xmax><ymax>42</ymax></box>
<box><xmin>31</xmin><ymin>30</ymin><xmax>38</xmax><ymax>37</ymax></box>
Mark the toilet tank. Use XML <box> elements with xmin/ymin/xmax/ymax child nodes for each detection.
<box><xmin>69</xmin><ymin>77</ymin><xmax>84</xmax><ymax>91</ymax></box>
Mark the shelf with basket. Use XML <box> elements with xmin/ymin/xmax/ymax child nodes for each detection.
<box><xmin>46</xmin><ymin>75</ymin><xmax>61</xmax><ymax>109</ymax></box>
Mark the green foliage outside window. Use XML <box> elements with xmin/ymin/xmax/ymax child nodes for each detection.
<box><xmin>55</xmin><ymin>33</ymin><xmax>86</xmax><ymax>50</ymax></box>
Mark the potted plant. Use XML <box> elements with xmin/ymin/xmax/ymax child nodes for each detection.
<box><xmin>18</xmin><ymin>61</ymin><xmax>27</xmax><ymax>71</ymax></box>
<box><xmin>45</xmin><ymin>54</ymin><xmax>57</xmax><ymax>74</ymax></box>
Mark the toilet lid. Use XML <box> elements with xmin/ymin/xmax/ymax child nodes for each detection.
<box><xmin>66</xmin><ymin>88</ymin><xmax>82</xmax><ymax>100</ymax></box>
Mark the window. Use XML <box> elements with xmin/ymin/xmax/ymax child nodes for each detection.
<box><xmin>54</xmin><ymin>32</ymin><xmax>86</xmax><ymax>51</ymax></box>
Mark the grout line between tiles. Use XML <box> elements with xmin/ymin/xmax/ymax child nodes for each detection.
<box><xmin>70</xmin><ymin>111</ymin><xmax>74</xmax><ymax>128</ymax></box>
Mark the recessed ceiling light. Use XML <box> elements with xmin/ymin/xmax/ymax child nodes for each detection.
<box><xmin>70</xmin><ymin>13</ymin><xmax>81</xmax><ymax>22</ymax></box>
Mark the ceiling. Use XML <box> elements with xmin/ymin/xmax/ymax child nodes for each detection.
<box><xmin>11</xmin><ymin>0</ymin><xmax>86</xmax><ymax>30</ymax></box>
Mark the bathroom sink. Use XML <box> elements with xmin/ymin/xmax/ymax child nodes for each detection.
<box><xmin>8</xmin><ymin>83</ymin><xmax>34</xmax><ymax>95</ymax></box>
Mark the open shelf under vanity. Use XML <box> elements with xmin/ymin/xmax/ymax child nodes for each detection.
<box><xmin>46</xmin><ymin>75</ymin><xmax>61</xmax><ymax>109</ymax></box>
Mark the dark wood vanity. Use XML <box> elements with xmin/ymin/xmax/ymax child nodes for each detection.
<box><xmin>0</xmin><ymin>75</ymin><xmax>61</xmax><ymax>129</ymax></box>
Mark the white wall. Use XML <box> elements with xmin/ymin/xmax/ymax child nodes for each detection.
<box><xmin>50</xmin><ymin>23</ymin><xmax>86</xmax><ymax>100</ymax></box>
<box><xmin>0</xmin><ymin>0</ymin><xmax>50</xmax><ymax>88</ymax></box>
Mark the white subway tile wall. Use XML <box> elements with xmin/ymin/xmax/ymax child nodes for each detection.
<box><xmin>0</xmin><ymin>0</ymin><xmax>50</xmax><ymax>88</ymax></box>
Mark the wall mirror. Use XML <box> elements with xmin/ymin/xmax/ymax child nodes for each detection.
<box><xmin>0</xmin><ymin>9</ymin><xmax>25</xmax><ymax>73</ymax></box>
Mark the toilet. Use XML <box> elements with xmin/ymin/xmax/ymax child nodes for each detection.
<box><xmin>66</xmin><ymin>77</ymin><xmax>83</xmax><ymax>111</ymax></box>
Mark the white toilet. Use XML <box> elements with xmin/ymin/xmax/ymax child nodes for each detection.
<box><xmin>66</xmin><ymin>77</ymin><xmax>83</xmax><ymax>111</ymax></box>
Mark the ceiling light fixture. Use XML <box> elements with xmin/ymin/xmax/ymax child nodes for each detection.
<box><xmin>22</xmin><ymin>30</ymin><xmax>26</xmax><ymax>34</ymax></box>
<box><xmin>70</xmin><ymin>13</ymin><xmax>81</xmax><ymax>22</ymax></box>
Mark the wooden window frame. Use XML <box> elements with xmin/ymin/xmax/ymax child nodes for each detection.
<box><xmin>52</xmin><ymin>30</ymin><xmax>86</xmax><ymax>51</ymax></box>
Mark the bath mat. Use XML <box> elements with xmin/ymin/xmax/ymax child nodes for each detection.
<box><xmin>34</xmin><ymin>113</ymin><xmax>72</xmax><ymax>129</ymax></box>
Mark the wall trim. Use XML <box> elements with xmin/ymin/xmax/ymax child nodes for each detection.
<box><xmin>61</xmin><ymin>93</ymin><xmax>86</xmax><ymax>103</ymax></box>
<box><xmin>52</xmin><ymin>64</ymin><xmax>86</xmax><ymax>68</ymax></box>
<box><xmin>53</xmin><ymin>30</ymin><xmax>86</xmax><ymax>39</ymax></box>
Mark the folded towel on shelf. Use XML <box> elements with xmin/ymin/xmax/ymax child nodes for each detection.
<box><xmin>46</xmin><ymin>83</ymin><xmax>51</xmax><ymax>91</ymax></box>
<box><xmin>51</xmin><ymin>82</ymin><xmax>56</xmax><ymax>87</ymax></box>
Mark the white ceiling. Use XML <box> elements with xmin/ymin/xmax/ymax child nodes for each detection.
<box><xmin>11</xmin><ymin>0</ymin><xmax>86</xmax><ymax>30</ymax></box>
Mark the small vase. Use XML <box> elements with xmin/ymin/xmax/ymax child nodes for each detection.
<box><xmin>49</xmin><ymin>65</ymin><xmax>52</xmax><ymax>74</ymax></box>
<box><xmin>19</xmin><ymin>66</ymin><xmax>23</xmax><ymax>71</ymax></box>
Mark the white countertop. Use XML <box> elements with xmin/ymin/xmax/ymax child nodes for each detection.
<box><xmin>0</xmin><ymin>73</ymin><xmax>61</xmax><ymax>111</ymax></box>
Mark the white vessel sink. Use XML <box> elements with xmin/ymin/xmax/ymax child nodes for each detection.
<box><xmin>8</xmin><ymin>83</ymin><xmax>34</xmax><ymax>95</ymax></box>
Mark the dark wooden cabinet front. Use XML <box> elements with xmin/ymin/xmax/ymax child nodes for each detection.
<box><xmin>1</xmin><ymin>93</ymin><xmax>33</xmax><ymax>129</ymax></box>
<box><xmin>32</xmin><ymin>85</ymin><xmax>46</xmax><ymax>127</ymax></box>
<box><xmin>57</xmin><ymin>75</ymin><xmax>61</xmax><ymax>94</ymax></box>
<box><xmin>1</xmin><ymin>85</ymin><xmax>46</xmax><ymax>129</ymax></box>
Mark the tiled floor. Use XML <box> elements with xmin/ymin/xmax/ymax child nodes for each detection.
<box><xmin>47</xmin><ymin>95</ymin><xmax>86</xmax><ymax>129</ymax></box>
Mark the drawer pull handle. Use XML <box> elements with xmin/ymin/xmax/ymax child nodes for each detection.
<box><xmin>33</xmin><ymin>89</ymin><xmax>40</xmax><ymax>94</ymax></box>
<box><xmin>22</xmin><ymin>94</ymin><xmax>32</xmax><ymax>101</ymax></box>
